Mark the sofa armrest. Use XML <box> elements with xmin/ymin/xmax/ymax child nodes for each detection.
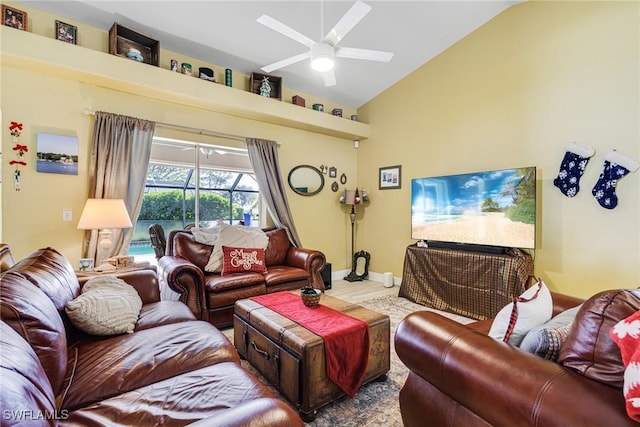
<box><xmin>285</xmin><ymin>248</ymin><xmax>326</xmax><ymax>292</ymax></box>
<box><xmin>77</xmin><ymin>269</ymin><xmax>160</xmax><ymax>304</ymax></box>
<box><xmin>185</xmin><ymin>398</ymin><xmax>304</xmax><ymax>427</ymax></box>
<box><xmin>550</xmin><ymin>291</ymin><xmax>584</xmax><ymax>315</ymax></box>
<box><xmin>158</xmin><ymin>255</ymin><xmax>207</xmax><ymax>319</ymax></box>
<box><xmin>395</xmin><ymin>311</ymin><xmax>631</xmax><ymax>427</ymax></box>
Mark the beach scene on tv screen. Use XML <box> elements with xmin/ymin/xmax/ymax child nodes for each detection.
<box><xmin>411</xmin><ymin>167</ymin><xmax>536</xmax><ymax>249</ymax></box>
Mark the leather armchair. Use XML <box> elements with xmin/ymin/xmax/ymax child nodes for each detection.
<box><xmin>159</xmin><ymin>227</ymin><xmax>326</xmax><ymax>328</ymax></box>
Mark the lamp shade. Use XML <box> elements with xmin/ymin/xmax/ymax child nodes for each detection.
<box><xmin>77</xmin><ymin>199</ymin><xmax>132</xmax><ymax>230</ymax></box>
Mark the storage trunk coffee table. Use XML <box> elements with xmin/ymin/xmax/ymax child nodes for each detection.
<box><xmin>233</xmin><ymin>291</ymin><xmax>390</xmax><ymax>421</ymax></box>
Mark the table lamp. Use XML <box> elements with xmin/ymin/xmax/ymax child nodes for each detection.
<box><xmin>77</xmin><ymin>198</ymin><xmax>132</xmax><ymax>272</ymax></box>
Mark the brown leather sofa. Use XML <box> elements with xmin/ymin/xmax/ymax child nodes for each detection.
<box><xmin>159</xmin><ymin>228</ymin><xmax>326</xmax><ymax>328</ymax></box>
<box><xmin>395</xmin><ymin>289</ymin><xmax>639</xmax><ymax>427</ymax></box>
<box><xmin>0</xmin><ymin>246</ymin><xmax>304</xmax><ymax>426</ymax></box>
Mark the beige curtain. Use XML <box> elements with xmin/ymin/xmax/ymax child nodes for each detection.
<box><xmin>83</xmin><ymin>112</ymin><xmax>155</xmax><ymax>259</ymax></box>
<box><xmin>246</xmin><ymin>138</ymin><xmax>302</xmax><ymax>247</ymax></box>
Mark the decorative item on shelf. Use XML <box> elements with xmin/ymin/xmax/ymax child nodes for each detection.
<box><xmin>8</xmin><ymin>121</ymin><xmax>26</xmax><ymax>192</ymax></box>
<box><xmin>109</xmin><ymin>23</ymin><xmax>159</xmax><ymax>66</ymax></box>
<box><xmin>332</xmin><ymin>108</ymin><xmax>343</xmax><ymax>117</ymax></box>
<box><xmin>170</xmin><ymin>59</ymin><xmax>178</xmax><ymax>72</ymax></box>
<box><xmin>259</xmin><ymin>76</ymin><xmax>271</xmax><ymax>97</ymax></box>
<box><xmin>312</xmin><ymin>103</ymin><xmax>324</xmax><ymax>112</ymax></box>
<box><xmin>199</xmin><ymin>67</ymin><xmax>214</xmax><ymax>82</ymax></box>
<box><xmin>225</xmin><ymin>69</ymin><xmax>232</xmax><ymax>86</ymax></box>
<box><xmin>55</xmin><ymin>20</ymin><xmax>77</xmax><ymax>45</ymax></box>
<box><xmin>77</xmin><ymin>199</ymin><xmax>133</xmax><ymax>273</ymax></box>
<box><xmin>78</xmin><ymin>258</ymin><xmax>94</xmax><ymax>272</ymax></box>
<box><xmin>2</xmin><ymin>5</ymin><xmax>27</xmax><ymax>31</ymax></box>
<box><xmin>249</xmin><ymin>72</ymin><xmax>282</xmax><ymax>100</ymax></box>
<box><xmin>300</xmin><ymin>286</ymin><xmax>322</xmax><ymax>307</ymax></box>
<box><xmin>181</xmin><ymin>63</ymin><xmax>192</xmax><ymax>75</ymax></box>
<box><xmin>351</xmin><ymin>115</ymin><xmax>358</xmax><ymax>121</ymax></box>
<box><xmin>340</xmin><ymin>188</ymin><xmax>371</xmax><ymax>282</ymax></box>
<box><xmin>292</xmin><ymin>95</ymin><xmax>306</xmax><ymax>107</ymax></box>
<box><xmin>125</xmin><ymin>48</ymin><xmax>144</xmax><ymax>62</ymax></box>
<box><xmin>379</xmin><ymin>165</ymin><xmax>402</xmax><ymax>190</ymax></box>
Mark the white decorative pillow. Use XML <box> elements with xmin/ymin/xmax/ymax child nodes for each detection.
<box><xmin>191</xmin><ymin>222</ymin><xmax>222</xmax><ymax>246</ymax></box>
<box><xmin>65</xmin><ymin>276</ymin><xmax>142</xmax><ymax>335</ymax></box>
<box><xmin>488</xmin><ymin>279</ymin><xmax>553</xmax><ymax>346</ymax></box>
<box><xmin>204</xmin><ymin>223</ymin><xmax>269</xmax><ymax>273</ymax></box>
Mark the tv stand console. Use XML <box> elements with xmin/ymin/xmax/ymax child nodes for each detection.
<box><xmin>399</xmin><ymin>244</ymin><xmax>534</xmax><ymax>320</ymax></box>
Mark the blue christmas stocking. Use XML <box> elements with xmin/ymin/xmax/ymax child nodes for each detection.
<box><xmin>553</xmin><ymin>142</ymin><xmax>595</xmax><ymax>197</ymax></box>
<box><xmin>592</xmin><ymin>150</ymin><xmax>639</xmax><ymax>209</ymax></box>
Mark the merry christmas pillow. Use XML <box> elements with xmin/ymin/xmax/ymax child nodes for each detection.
<box><xmin>221</xmin><ymin>246</ymin><xmax>267</xmax><ymax>275</ymax></box>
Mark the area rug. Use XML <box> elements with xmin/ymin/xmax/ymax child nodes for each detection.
<box><xmin>232</xmin><ymin>295</ymin><xmax>473</xmax><ymax>426</ymax></box>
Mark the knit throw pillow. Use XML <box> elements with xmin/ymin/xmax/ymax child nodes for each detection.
<box><xmin>65</xmin><ymin>276</ymin><xmax>142</xmax><ymax>335</ymax></box>
<box><xmin>488</xmin><ymin>278</ymin><xmax>552</xmax><ymax>346</ymax></box>
<box><xmin>610</xmin><ymin>310</ymin><xmax>640</xmax><ymax>422</ymax></box>
<box><xmin>221</xmin><ymin>246</ymin><xmax>267</xmax><ymax>275</ymax></box>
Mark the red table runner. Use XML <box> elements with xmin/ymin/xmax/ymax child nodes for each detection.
<box><xmin>250</xmin><ymin>292</ymin><xmax>369</xmax><ymax>397</ymax></box>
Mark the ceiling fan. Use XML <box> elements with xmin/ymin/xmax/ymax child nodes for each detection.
<box><xmin>257</xmin><ymin>0</ymin><xmax>393</xmax><ymax>87</ymax></box>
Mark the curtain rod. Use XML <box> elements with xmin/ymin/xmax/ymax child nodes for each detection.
<box><xmin>83</xmin><ymin>108</ymin><xmax>247</xmax><ymax>142</ymax></box>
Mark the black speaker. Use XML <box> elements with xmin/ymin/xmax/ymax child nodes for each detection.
<box><xmin>321</xmin><ymin>262</ymin><xmax>332</xmax><ymax>290</ymax></box>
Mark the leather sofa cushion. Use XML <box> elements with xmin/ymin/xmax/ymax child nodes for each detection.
<box><xmin>0</xmin><ymin>322</ymin><xmax>57</xmax><ymax>420</ymax></box>
<box><xmin>205</xmin><ymin>272</ymin><xmax>265</xmax><ymax>293</ymax></box>
<box><xmin>1</xmin><ymin>273</ymin><xmax>69</xmax><ymax>394</ymax></box>
<box><xmin>264</xmin><ymin>265</ymin><xmax>310</xmax><ymax>286</ymax></box>
<box><xmin>264</xmin><ymin>228</ymin><xmax>289</xmax><ymax>266</ymax></box>
<box><xmin>135</xmin><ymin>300</ymin><xmax>196</xmax><ymax>331</ymax></box>
<box><xmin>558</xmin><ymin>289</ymin><xmax>640</xmax><ymax>388</ymax></box>
<box><xmin>60</xmin><ymin>321</ymin><xmax>240</xmax><ymax>411</ymax></box>
<box><xmin>62</xmin><ymin>362</ymin><xmax>274</xmax><ymax>426</ymax></box>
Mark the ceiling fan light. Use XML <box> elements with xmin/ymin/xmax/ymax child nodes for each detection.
<box><xmin>311</xmin><ymin>43</ymin><xmax>335</xmax><ymax>72</ymax></box>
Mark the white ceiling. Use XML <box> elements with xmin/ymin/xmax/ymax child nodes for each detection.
<box><xmin>20</xmin><ymin>1</ymin><xmax>520</xmax><ymax>108</ymax></box>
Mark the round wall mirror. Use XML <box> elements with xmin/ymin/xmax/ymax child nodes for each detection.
<box><xmin>288</xmin><ymin>165</ymin><xmax>325</xmax><ymax>196</ymax></box>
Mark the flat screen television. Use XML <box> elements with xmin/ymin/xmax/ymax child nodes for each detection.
<box><xmin>411</xmin><ymin>166</ymin><xmax>536</xmax><ymax>252</ymax></box>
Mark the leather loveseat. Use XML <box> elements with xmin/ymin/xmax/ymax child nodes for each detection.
<box><xmin>0</xmin><ymin>246</ymin><xmax>303</xmax><ymax>426</ymax></box>
<box><xmin>394</xmin><ymin>289</ymin><xmax>640</xmax><ymax>427</ymax></box>
<box><xmin>159</xmin><ymin>227</ymin><xmax>326</xmax><ymax>328</ymax></box>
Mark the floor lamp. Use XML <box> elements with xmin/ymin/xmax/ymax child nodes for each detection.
<box><xmin>77</xmin><ymin>198</ymin><xmax>133</xmax><ymax>272</ymax></box>
<box><xmin>341</xmin><ymin>188</ymin><xmax>362</xmax><ymax>282</ymax></box>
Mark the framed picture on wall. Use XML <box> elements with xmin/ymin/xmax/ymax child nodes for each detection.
<box><xmin>379</xmin><ymin>165</ymin><xmax>402</xmax><ymax>190</ymax></box>
<box><xmin>2</xmin><ymin>5</ymin><xmax>27</xmax><ymax>31</ymax></box>
<box><xmin>55</xmin><ymin>20</ymin><xmax>77</xmax><ymax>44</ymax></box>
<box><xmin>36</xmin><ymin>132</ymin><xmax>79</xmax><ymax>175</ymax></box>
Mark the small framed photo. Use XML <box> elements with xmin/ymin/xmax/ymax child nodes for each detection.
<box><xmin>55</xmin><ymin>20</ymin><xmax>77</xmax><ymax>44</ymax></box>
<box><xmin>2</xmin><ymin>5</ymin><xmax>27</xmax><ymax>31</ymax></box>
<box><xmin>379</xmin><ymin>165</ymin><xmax>402</xmax><ymax>190</ymax></box>
<box><xmin>329</xmin><ymin>167</ymin><xmax>337</xmax><ymax>178</ymax></box>
<box><xmin>78</xmin><ymin>258</ymin><xmax>94</xmax><ymax>272</ymax></box>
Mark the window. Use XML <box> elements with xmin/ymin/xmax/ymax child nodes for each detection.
<box><xmin>129</xmin><ymin>137</ymin><xmax>259</xmax><ymax>259</ymax></box>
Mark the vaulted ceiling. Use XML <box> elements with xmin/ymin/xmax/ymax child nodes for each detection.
<box><xmin>21</xmin><ymin>1</ymin><xmax>521</xmax><ymax>108</ymax></box>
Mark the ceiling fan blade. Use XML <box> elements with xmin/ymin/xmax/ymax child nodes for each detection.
<box><xmin>324</xmin><ymin>1</ymin><xmax>372</xmax><ymax>46</ymax></box>
<box><xmin>335</xmin><ymin>46</ymin><xmax>394</xmax><ymax>62</ymax></box>
<box><xmin>321</xmin><ymin>70</ymin><xmax>336</xmax><ymax>87</ymax></box>
<box><xmin>261</xmin><ymin>52</ymin><xmax>311</xmax><ymax>73</ymax></box>
<box><xmin>257</xmin><ymin>15</ymin><xmax>315</xmax><ymax>49</ymax></box>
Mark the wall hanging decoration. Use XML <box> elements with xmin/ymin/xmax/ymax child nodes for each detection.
<box><xmin>249</xmin><ymin>72</ymin><xmax>282</xmax><ymax>100</ymax></box>
<box><xmin>591</xmin><ymin>150</ymin><xmax>639</xmax><ymax>209</ymax></box>
<box><xmin>36</xmin><ymin>132</ymin><xmax>79</xmax><ymax>175</ymax></box>
<box><xmin>379</xmin><ymin>165</ymin><xmax>402</xmax><ymax>189</ymax></box>
<box><xmin>553</xmin><ymin>142</ymin><xmax>595</xmax><ymax>197</ymax></box>
<box><xmin>9</xmin><ymin>121</ymin><xmax>26</xmax><ymax>191</ymax></box>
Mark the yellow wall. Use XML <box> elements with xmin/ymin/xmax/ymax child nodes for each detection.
<box><xmin>359</xmin><ymin>0</ymin><xmax>639</xmax><ymax>298</ymax></box>
<box><xmin>1</xmin><ymin>2</ymin><xmax>357</xmax><ymax>268</ymax></box>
